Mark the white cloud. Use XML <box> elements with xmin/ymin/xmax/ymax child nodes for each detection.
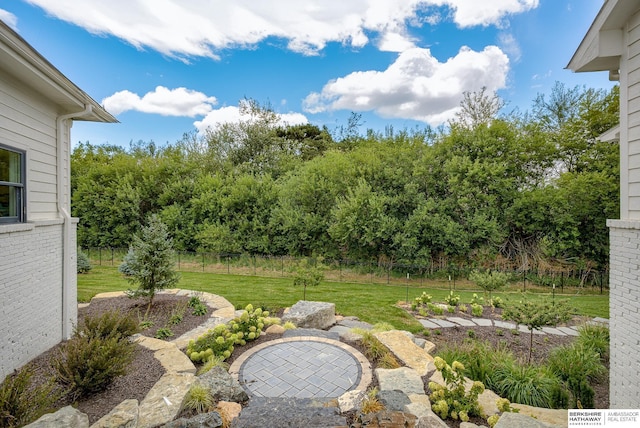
<box><xmin>303</xmin><ymin>46</ymin><xmax>509</xmax><ymax>125</ymax></box>
<box><xmin>0</xmin><ymin>9</ymin><xmax>18</xmax><ymax>31</ymax></box>
<box><xmin>436</xmin><ymin>0</ymin><xmax>539</xmax><ymax>28</ymax></box>
<box><xmin>102</xmin><ymin>86</ymin><xmax>217</xmax><ymax>116</ymax></box>
<box><xmin>194</xmin><ymin>105</ymin><xmax>308</xmax><ymax>133</ymax></box>
<box><xmin>498</xmin><ymin>32</ymin><xmax>521</xmax><ymax>62</ymax></box>
<box><xmin>25</xmin><ymin>0</ymin><xmax>538</xmax><ymax>58</ymax></box>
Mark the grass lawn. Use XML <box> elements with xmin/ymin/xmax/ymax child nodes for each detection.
<box><xmin>78</xmin><ymin>266</ymin><xmax>609</xmax><ymax>334</ymax></box>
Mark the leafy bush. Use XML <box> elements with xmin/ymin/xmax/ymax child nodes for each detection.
<box><xmin>489</xmin><ymin>296</ymin><xmax>504</xmax><ymax>308</ymax></box>
<box><xmin>187</xmin><ymin>304</ymin><xmax>272</xmax><ymax>362</ymax></box>
<box><xmin>469</xmin><ymin>293</ymin><xmax>484</xmax><ymax>305</ymax></box>
<box><xmin>444</xmin><ymin>291</ymin><xmax>461</xmax><ymax>306</ymax></box>
<box><xmin>429</xmin><ymin>357</ymin><xmax>484</xmax><ymax>422</ymax></box>
<box><xmin>155</xmin><ymin>327</ymin><xmax>174</xmax><ymax>339</ymax></box>
<box><xmin>458</xmin><ymin>304</ymin><xmax>468</xmax><ymax>313</ymax></box>
<box><xmin>77</xmin><ymin>250</ymin><xmax>92</xmax><ymax>274</ymax></box>
<box><xmin>471</xmin><ymin>304</ymin><xmax>483</xmax><ymax>317</ymax></box>
<box><xmin>0</xmin><ymin>368</ymin><xmax>59</xmax><ymax>428</ymax></box>
<box><xmin>54</xmin><ymin>334</ymin><xmax>135</xmax><ymax>399</ymax></box>
<box><xmin>79</xmin><ymin>310</ymin><xmax>139</xmax><ymax>340</ymax></box>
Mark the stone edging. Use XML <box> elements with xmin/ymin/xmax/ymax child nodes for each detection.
<box><xmin>228</xmin><ymin>336</ymin><xmax>373</xmax><ymax>394</ymax></box>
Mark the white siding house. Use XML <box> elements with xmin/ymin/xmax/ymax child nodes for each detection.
<box><xmin>0</xmin><ymin>21</ymin><xmax>116</xmax><ymax>381</ymax></box>
<box><xmin>568</xmin><ymin>0</ymin><xmax>640</xmax><ymax>408</ymax></box>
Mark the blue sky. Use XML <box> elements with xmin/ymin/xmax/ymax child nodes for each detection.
<box><xmin>0</xmin><ymin>0</ymin><xmax>616</xmax><ymax>147</ymax></box>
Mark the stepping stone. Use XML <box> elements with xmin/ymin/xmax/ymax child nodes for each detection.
<box><xmin>446</xmin><ymin>317</ymin><xmax>476</xmax><ymax>327</ymax></box>
<box><xmin>518</xmin><ymin>325</ymin><xmax>545</xmax><ymax>335</ymax></box>
<box><xmin>232</xmin><ymin>397</ymin><xmax>347</xmax><ymax>428</ymax></box>
<box><xmin>376</xmin><ymin>367</ymin><xmax>425</xmax><ymax>395</ymax></box>
<box><xmin>590</xmin><ymin>317</ymin><xmax>609</xmax><ymax>325</ymax></box>
<box><xmin>557</xmin><ymin>326</ymin><xmax>579</xmax><ymax>336</ymax></box>
<box><xmin>541</xmin><ymin>326</ymin><xmax>567</xmax><ymax>336</ymax></box>
<box><xmin>338</xmin><ymin>319</ymin><xmax>373</xmax><ymax>330</ymax></box>
<box><xmin>282</xmin><ymin>328</ymin><xmax>340</xmax><ymax>340</ymax></box>
<box><xmin>419</xmin><ymin>319</ymin><xmax>440</xmax><ymax>329</ymax></box>
<box><xmin>493</xmin><ymin>320</ymin><xmax>516</xmax><ymax>329</ymax></box>
<box><xmin>429</xmin><ymin>319</ymin><xmax>457</xmax><ymax>328</ymax></box>
<box><xmin>328</xmin><ymin>325</ymin><xmax>363</xmax><ymax>341</ymax></box>
<box><xmin>374</xmin><ymin>330</ymin><xmax>434</xmax><ymax>376</ymax></box>
<box><xmin>471</xmin><ymin>318</ymin><xmax>493</xmax><ymax>326</ymax></box>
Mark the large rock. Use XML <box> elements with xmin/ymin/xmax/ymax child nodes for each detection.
<box><xmin>90</xmin><ymin>399</ymin><xmax>138</xmax><ymax>428</ymax></box>
<box><xmin>24</xmin><ymin>406</ymin><xmax>89</xmax><ymax>428</ymax></box>
<box><xmin>374</xmin><ymin>330</ymin><xmax>434</xmax><ymax>376</ymax></box>
<box><xmin>352</xmin><ymin>410</ymin><xmax>418</xmax><ymax>427</ymax></box>
<box><xmin>216</xmin><ymin>401</ymin><xmax>242</xmax><ymax>423</ymax></box>
<box><xmin>338</xmin><ymin>389</ymin><xmax>366</xmax><ymax>413</ymax></box>
<box><xmin>231</xmin><ymin>397</ymin><xmax>347</xmax><ymax>428</ymax></box>
<box><xmin>416</xmin><ymin>409</ymin><xmax>449</xmax><ymax>428</ymax></box>
<box><xmin>198</xmin><ymin>366</ymin><xmax>249</xmax><ymax>403</ymax></box>
<box><xmin>511</xmin><ymin>404</ymin><xmax>568</xmax><ymax>427</ymax></box>
<box><xmin>376</xmin><ymin>367</ymin><xmax>425</xmax><ymax>395</ymax></box>
<box><xmin>162</xmin><ymin>412</ymin><xmax>223</xmax><ymax>428</ymax></box>
<box><xmin>494</xmin><ymin>411</ymin><xmax>560</xmax><ymax>428</ymax></box>
<box><xmin>138</xmin><ymin>373</ymin><xmax>196</xmax><ymax>428</ymax></box>
<box><xmin>281</xmin><ymin>301</ymin><xmax>336</xmax><ymax>329</ymax></box>
<box><xmin>378</xmin><ymin>390</ymin><xmax>411</xmax><ymax>412</ymax></box>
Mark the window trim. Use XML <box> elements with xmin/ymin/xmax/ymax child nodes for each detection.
<box><xmin>0</xmin><ymin>143</ymin><xmax>26</xmax><ymax>224</ymax></box>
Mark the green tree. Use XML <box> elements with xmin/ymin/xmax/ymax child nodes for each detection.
<box><xmin>502</xmin><ymin>297</ymin><xmax>573</xmax><ymax>363</ymax></box>
<box><xmin>293</xmin><ymin>258</ymin><xmax>325</xmax><ymax>300</ymax></box>
<box><xmin>468</xmin><ymin>270</ymin><xmax>509</xmax><ymax>303</ymax></box>
<box><xmin>122</xmin><ymin>214</ymin><xmax>180</xmax><ymax>315</ymax></box>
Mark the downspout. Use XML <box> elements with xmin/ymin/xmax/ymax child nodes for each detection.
<box><xmin>57</xmin><ymin>104</ymin><xmax>92</xmax><ymax>338</ymax></box>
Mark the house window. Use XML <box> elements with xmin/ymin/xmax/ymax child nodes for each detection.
<box><xmin>0</xmin><ymin>144</ymin><xmax>25</xmax><ymax>223</ymax></box>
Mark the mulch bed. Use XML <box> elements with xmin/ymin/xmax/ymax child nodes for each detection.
<box><xmin>16</xmin><ymin>295</ymin><xmax>610</xmax><ymax>426</ymax></box>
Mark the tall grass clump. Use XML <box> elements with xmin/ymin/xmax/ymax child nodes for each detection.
<box><xmin>576</xmin><ymin>324</ymin><xmax>609</xmax><ymax>360</ymax></box>
<box><xmin>491</xmin><ymin>363</ymin><xmax>561</xmax><ymax>408</ymax></box>
<box><xmin>0</xmin><ymin>368</ymin><xmax>60</xmax><ymax>428</ymax></box>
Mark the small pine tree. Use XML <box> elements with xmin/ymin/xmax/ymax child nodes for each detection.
<box><xmin>77</xmin><ymin>250</ymin><xmax>92</xmax><ymax>274</ymax></box>
<box><xmin>468</xmin><ymin>270</ymin><xmax>509</xmax><ymax>303</ymax></box>
<box><xmin>122</xmin><ymin>214</ymin><xmax>180</xmax><ymax>316</ymax></box>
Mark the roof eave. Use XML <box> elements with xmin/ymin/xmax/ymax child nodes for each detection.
<box><xmin>0</xmin><ymin>20</ymin><xmax>118</xmax><ymax>123</ymax></box>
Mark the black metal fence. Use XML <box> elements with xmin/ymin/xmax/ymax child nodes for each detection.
<box><xmin>82</xmin><ymin>247</ymin><xmax>609</xmax><ymax>294</ymax></box>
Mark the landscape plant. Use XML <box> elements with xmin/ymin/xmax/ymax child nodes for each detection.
<box><xmin>429</xmin><ymin>357</ymin><xmax>484</xmax><ymax>422</ymax></box>
<box><xmin>292</xmin><ymin>258</ymin><xmax>325</xmax><ymax>300</ymax></box>
<box><xmin>444</xmin><ymin>291</ymin><xmax>461</xmax><ymax>306</ymax></box>
<box><xmin>0</xmin><ymin>368</ymin><xmax>59</xmax><ymax>428</ymax></box>
<box><xmin>501</xmin><ymin>297</ymin><xmax>573</xmax><ymax>363</ymax></box>
<box><xmin>491</xmin><ymin>362</ymin><xmax>561</xmax><ymax>408</ymax></box>
<box><xmin>183</xmin><ymin>383</ymin><xmax>214</xmax><ymax>414</ymax></box>
<box><xmin>121</xmin><ymin>214</ymin><xmax>181</xmax><ymax>316</ymax></box>
<box><xmin>468</xmin><ymin>270</ymin><xmax>509</xmax><ymax>304</ymax></box>
<box><xmin>77</xmin><ymin>250</ymin><xmax>92</xmax><ymax>274</ymax></box>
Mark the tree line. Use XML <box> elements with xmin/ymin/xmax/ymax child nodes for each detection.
<box><xmin>72</xmin><ymin>84</ymin><xmax>620</xmax><ymax>270</ymax></box>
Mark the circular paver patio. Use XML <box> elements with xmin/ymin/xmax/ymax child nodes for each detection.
<box><xmin>229</xmin><ymin>336</ymin><xmax>372</xmax><ymax>398</ymax></box>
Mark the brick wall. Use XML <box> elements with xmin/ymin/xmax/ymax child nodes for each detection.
<box><xmin>0</xmin><ymin>220</ymin><xmax>68</xmax><ymax>380</ymax></box>
<box><xmin>608</xmin><ymin>219</ymin><xmax>640</xmax><ymax>408</ymax></box>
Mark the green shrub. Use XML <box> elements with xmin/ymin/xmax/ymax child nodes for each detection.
<box><xmin>198</xmin><ymin>355</ymin><xmax>230</xmax><ymax>375</ymax></box>
<box><xmin>432</xmin><ymin>305</ymin><xmax>445</xmax><ymax>316</ymax></box>
<box><xmin>79</xmin><ymin>310</ymin><xmax>139</xmax><ymax>340</ymax></box>
<box><xmin>429</xmin><ymin>357</ymin><xmax>484</xmax><ymax>422</ymax></box>
<box><xmin>444</xmin><ymin>291</ymin><xmax>461</xmax><ymax>306</ymax></box>
<box><xmin>54</xmin><ymin>335</ymin><xmax>135</xmax><ymax>399</ymax></box>
<box><xmin>447</xmin><ymin>305</ymin><xmax>456</xmax><ymax>313</ymax></box>
<box><xmin>491</xmin><ymin>363</ymin><xmax>560</xmax><ymax>408</ymax></box>
<box><xmin>77</xmin><ymin>250</ymin><xmax>92</xmax><ymax>274</ymax></box>
<box><xmin>155</xmin><ymin>327</ymin><xmax>174</xmax><ymax>339</ymax></box>
<box><xmin>469</xmin><ymin>270</ymin><xmax>509</xmax><ymax>302</ymax></box>
<box><xmin>458</xmin><ymin>304</ymin><xmax>468</xmax><ymax>313</ymax></box>
<box><xmin>192</xmin><ymin>303</ymin><xmax>208</xmax><ymax>316</ymax></box>
<box><xmin>469</xmin><ymin>293</ymin><xmax>484</xmax><ymax>305</ymax></box>
<box><xmin>414</xmin><ymin>292</ymin><xmax>432</xmax><ymax>306</ymax></box>
<box><xmin>168</xmin><ymin>302</ymin><xmax>188</xmax><ymax>326</ymax></box>
<box><xmin>576</xmin><ymin>324</ymin><xmax>609</xmax><ymax>360</ymax></box>
<box><xmin>489</xmin><ymin>296</ymin><xmax>504</xmax><ymax>308</ymax></box>
<box><xmin>0</xmin><ymin>368</ymin><xmax>59</xmax><ymax>428</ymax></box>
<box><xmin>471</xmin><ymin>304</ymin><xmax>483</xmax><ymax>317</ymax></box>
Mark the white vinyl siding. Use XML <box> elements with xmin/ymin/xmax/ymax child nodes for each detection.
<box><xmin>0</xmin><ymin>68</ymin><xmax>61</xmax><ymax>221</ymax></box>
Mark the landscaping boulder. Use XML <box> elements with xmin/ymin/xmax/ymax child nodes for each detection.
<box><xmin>162</xmin><ymin>412</ymin><xmax>223</xmax><ymax>428</ymax></box>
<box><xmin>91</xmin><ymin>399</ymin><xmax>138</xmax><ymax>428</ymax></box>
<box><xmin>376</xmin><ymin>367</ymin><xmax>425</xmax><ymax>395</ymax></box>
<box><xmin>494</xmin><ymin>411</ymin><xmax>559</xmax><ymax>428</ymax></box>
<box><xmin>352</xmin><ymin>410</ymin><xmax>418</xmax><ymax>427</ymax></box>
<box><xmin>198</xmin><ymin>366</ymin><xmax>249</xmax><ymax>402</ymax></box>
<box><xmin>338</xmin><ymin>389</ymin><xmax>366</xmax><ymax>413</ymax></box>
<box><xmin>281</xmin><ymin>301</ymin><xmax>336</xmax><ymax>329</ymax></box>
<box><xmin>377</xmin><ymin>390</ymin><xmax>411</xmax><ymax>412</ymax></box>
<box><xmin>24</xmin><ymin>406</ymin><xmax>89</xmax><ymax>428</ymax></box>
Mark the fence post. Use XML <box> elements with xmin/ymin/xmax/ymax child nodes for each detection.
<box><xmin>600</xmin><ymin>271</ymin><xmax>603</xmax><ymax>294</ymax></box>
<box><xmin>370</xmin><ymin>261</ymin><xmax>373</xmax><ymax>284</ymax></box>
<box><xmin>202</xmin><ymin>253</ymin><xmax>205</xmax><ymax>272</ymax></box>
<box><xmin>281</xmin><ymin>256</ymin><xmax>284</xmax><ymax>277</ymax></box>
<box><xmin>522</xmin><ymin>269</ymin><xmax>526</xmax><ymax>291</ymax></box>
<box><xmin>178</xmin><ymin>252</ymin><xmax>181</xmax><ymax>270</ymax></box>
<box><xmin>227</xmin><ymin>256</ymin><xmax>230</xmax><ymax>274</ymax></box>
<box><xmin>99</xmin><ymin>248</ymin><xmax>102</xmax><ymax>266</ymax></box>
<box><xmin>111</xmin><ymin>248</ymin><xmax>114</xmax><ymax>266</ymax></box>
<box><xmin>387</xmin><ymin>263</ymin><xmax>391</xmax><ymax>285</ymax></box>
<box><xmin>253</xmin><ymin>255</ymin><xmax>257</xmax><ymax>276</ymax></box>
